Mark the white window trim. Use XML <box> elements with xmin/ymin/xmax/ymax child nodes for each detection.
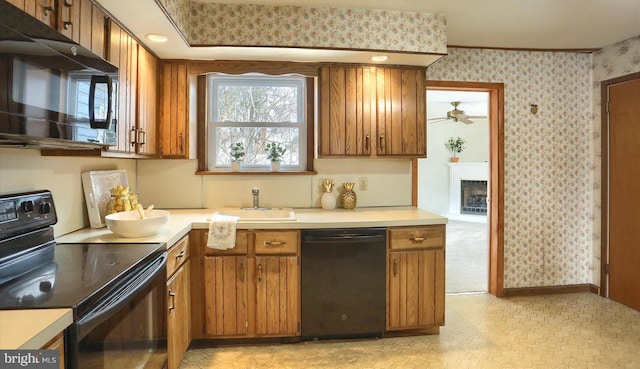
<box><xmin>206</xmin><ymin>74</ymin><xmax>307</xmax><ymax>172</ymax></box>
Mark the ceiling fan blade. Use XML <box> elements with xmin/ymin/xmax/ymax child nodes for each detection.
<box><xmin>428</xmin><ymin>118</ymin><xmax>449</xmax><ymax>124</ymax></box>
<box><xmin>427</xmin><ymin>116</ymin><xmax>449</xmax><ymax>121</ymax></box>
<box><xmin>459</xmin><ymin>117</ymin><xmax>475</xmax><ymax>124</ymax></box>
<box><xmin>466</xmin><ymin>115</ymin><xmax>488</xmax><ymax>119</ymax></box>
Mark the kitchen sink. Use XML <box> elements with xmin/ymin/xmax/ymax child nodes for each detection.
<box><xmin>214</xmin><ymin>207</ymin><xmax>297</xmax><ymax>221</ymax></box>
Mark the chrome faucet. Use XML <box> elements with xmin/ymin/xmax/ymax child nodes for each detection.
<box><xmin>252</xmin><ymin>187</ymin><xmax>260</xmax><ymax>209</ymax></box>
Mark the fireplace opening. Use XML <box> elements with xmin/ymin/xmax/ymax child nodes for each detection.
<box><xmin>461</xmin><ymin>180</ymin><xmax>487</xmax><ymax>215</ymax></box>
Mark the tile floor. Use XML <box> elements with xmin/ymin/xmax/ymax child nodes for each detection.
<box><xmin>446</xmin><ymin>220</ymin><xmax>488</xmax><ymax>294</ymax></box>
<box><xmin>178</xmin><ymin>292</ymin><xmax>640</xmax><ymax>369</ymax></box>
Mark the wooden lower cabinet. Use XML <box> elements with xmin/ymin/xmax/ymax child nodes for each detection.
<box><xmin>255</xmin><ymin>255</ymin><xmax>299</xmax><ymax>336</ymax></box>
<box><xmin>203</xmin><ymin>255</ymin><xmax>249</xmax><ymax>337</ymax></box>
<box><xmin>196</xmin><ymin>229</ymin><xmax>300</xmax><ymax>339</ymax></box>
<box><xmin>387</xmin><ymin>225</ymin><xmax>445</xmax><ymax>331</ymax></box>
<box><xmin>167</xmin><ymin>236</ymin><xmax>191</xmax><ymax>369</ymax></box>
<box><xmin>41</xmin><ymin>333</ymin><xmax>65</xmax><ymax>369</ymax></box>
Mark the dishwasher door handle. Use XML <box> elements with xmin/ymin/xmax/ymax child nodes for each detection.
<box><xmin>303</xmin><ymin>234</ymin><xmax>386</xmax><ymax>243</ymax></box>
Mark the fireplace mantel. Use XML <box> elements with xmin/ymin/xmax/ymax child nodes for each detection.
<box><xmin>447</xmin><ymin>162</ymin><xmax>488</xmax><ymax>222</ymax></box>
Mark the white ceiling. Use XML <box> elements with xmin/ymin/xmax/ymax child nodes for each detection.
<box><xmin>427</xmin><ymin>91</ymin><xmax>489</xmax><ymax>120</ymax></box>
<box><xmin>98</xmin><ymin>0</ymin><xmax>640</xmax><ymax>63</ymax></box>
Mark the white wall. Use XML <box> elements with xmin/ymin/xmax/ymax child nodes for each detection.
<box><xmin>418</xmin><ymin>116</ymin><xmax>489</xmax><ymax>216</ymax></box>
<box><xmin>0</xmin><ymin>148</ymin><xmax>136</xmax><ymax>237</ymax></box>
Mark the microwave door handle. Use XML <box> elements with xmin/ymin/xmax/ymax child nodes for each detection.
<box><xmin>89</xmin><ymin>75</ymin><xmax>112</xmax><ymax>129</ymax></box>
<box><xmin>73</xmin><ymin>253</ymin><xmax>167</xmax><ymax>340</ymax></box>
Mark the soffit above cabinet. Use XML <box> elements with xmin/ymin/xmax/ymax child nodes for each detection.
<box><xmin>96</xmin><ymin>0</ymin><xmax>446</xmax><ymax>66</ymax></box>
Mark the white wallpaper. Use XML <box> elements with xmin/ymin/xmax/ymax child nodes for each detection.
<box><xmin>591</xmin><ymin>35</ymin><xmax>640</xmax><ymax>286</ymax></box>
<box><xmin>427</xmin><ymin>48</ymin><xmax>594</xmax><ymax>289</ymax></box>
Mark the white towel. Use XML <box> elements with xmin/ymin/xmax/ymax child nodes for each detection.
<box><xmin>207</xmin><ymin>213</ymin><xmax>240</xmax><ymax>250</ymax></box>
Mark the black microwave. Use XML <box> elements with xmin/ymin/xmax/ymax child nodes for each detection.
<box><xmin>0</xmin><ymin>1</ymin><xmax>118</xmax><ymax>149</ymax></box>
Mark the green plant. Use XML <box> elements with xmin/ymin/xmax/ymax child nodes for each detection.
<box><xmin>229</xmin><ymin>142</ymin><xmax>245</xmax><ymax>162</ymax></box>
<box><xmin>265</xmin><ymin>142</ymin><xmax>286</xmax><ymax>162</ymax></box>
<box><xmin>445</xmin><ymin>137</ymin><xmax>466</xmax><ymax>157</ymax></box>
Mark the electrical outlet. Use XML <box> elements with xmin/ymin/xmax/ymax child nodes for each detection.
<box><xmin>359</xmin><ymin>177</ymin><xmax>368</xmax><ymax>191</ymax></box>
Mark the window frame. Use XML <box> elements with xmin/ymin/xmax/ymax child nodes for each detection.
<box><xmin>197</xmin><ymin>71</ymin><xmax>316</xmax><ymax>174</ymax></box>
<box><xmin>206</xmin><ymin>74</ymin><xmax>306</xmax><ymax>172</ymax></box>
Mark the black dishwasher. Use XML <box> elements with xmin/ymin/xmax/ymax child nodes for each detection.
<box><xmin>301</xmin><ymin>227</ymin><xmax>386</xmax><ymax>340</ymax></box>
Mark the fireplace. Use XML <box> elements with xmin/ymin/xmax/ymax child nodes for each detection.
<box><xmin>448</xmin><ymin>162</ymin><xmax>488</xmax><ymax>222</ymax></box>
<box><xmin>461</xmin><ymin>180</ymin><xmax>487</xmax><ymax>215</ymax></box>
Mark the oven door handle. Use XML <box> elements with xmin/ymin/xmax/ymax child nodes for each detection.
<box><xmin>73</xmin><ymin>252</ymin><xmax>167</xmax><ymax>340</ymax></box>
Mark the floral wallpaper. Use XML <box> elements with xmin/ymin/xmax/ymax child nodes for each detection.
<box><xmin>157</xmin><ymin>0</ymin><xmax>190</xmax><ymax>38</ymax></box>
<box><xmin>427</xmin><ymin>48</ymin><xmax>594</xmax><ymax>289</ymax></box>
<box><xmin>591</xmin><ymin>35</ymin><xmax>640</xmax><ymax>286</ymax></box>
<box><xmin>156</xmin><ymin>1</ymin><xmax>447</xmax><ymax>54</ymax></box>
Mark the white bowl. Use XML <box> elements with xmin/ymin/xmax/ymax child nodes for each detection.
<box><xmin>105</xmin><ymin>210</ymin><xmax>169</xmax><ymax>238</ymax></box>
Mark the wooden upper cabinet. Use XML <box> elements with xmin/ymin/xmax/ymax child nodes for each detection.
<box><xmin>319</xmin><ymin>66</ymin><xmax>374</xmax><ymax>156</ymax></box>
<box><xmin>110</xmin><ymin>26</ymin><xmax>138</xmax><ymax>154</ymax></box>
<box><xmin>319</xmin><ymin>65</ymin><xmax>426</xmax><ymax>158</ymax></box>
<box><xmin>376</xmin><ymin>67</ymin><xmax>426</xmax><ymax>157</ymax></box>
<box><xmin>159</xmin><ymin>62</ymin><xmax>190</xmax><ymax>158</ymax></box>
<box><xmin>137</xmin><ymin>46</ymin><xmax>159</xmax><ymax>155</ymax></box>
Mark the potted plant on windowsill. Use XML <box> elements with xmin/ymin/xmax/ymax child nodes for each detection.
<box><xmin>265</xmin><ymin>142</ymin><xmax>286</xmax><ymax>171</ymax></box>
<box><xmin>229</xmin><ymin>142</ymin><xmax>245</xmax><ymax>171</ymax></box>
<box><xmin>445</xmin><ymin>137</ymin><xmax>466</xmax><ymax>162</ymax></box>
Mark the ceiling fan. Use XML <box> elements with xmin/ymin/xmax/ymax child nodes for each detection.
<box><xmin>427</xmin><ymin>101</ymin><xmax>487</xmax><ymax>125</ymax></box>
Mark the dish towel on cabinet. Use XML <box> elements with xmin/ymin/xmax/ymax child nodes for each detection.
<box><xmin>207</xmin><ymin>213</ymin><xmax>240</xmax><ymax>250</ymax></box>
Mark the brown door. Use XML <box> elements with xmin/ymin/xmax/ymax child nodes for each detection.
<box><xmin>608</xmin><ymin>76</ymin><xmax>640</xmax><ymax>311</ymax></box>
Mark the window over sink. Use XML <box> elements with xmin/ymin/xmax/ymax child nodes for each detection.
<box><xmin>206</xmin><ymin>73</ymin><xmax>310</xmax><ymax>172</ymax></box>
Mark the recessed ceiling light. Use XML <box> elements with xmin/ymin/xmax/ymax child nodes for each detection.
<box><xmin>145</xmin><ymin>33</ymin><xmax>168</xmax><ymax>43</ymax></box>
<box><xmin>371</xmin><ymin>55</ymin><xmax>389</xmax><ymax>62</ymax></box>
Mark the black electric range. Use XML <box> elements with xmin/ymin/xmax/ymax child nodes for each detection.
<box><xmin>0</xmin><ymin>191</ymin><xmax>164</xmax><ymax>316</ymax></box>
<box><xmin>0</xmin><ymin>190</ymin><xmax>168</xmax><ymax>369</ymax></box>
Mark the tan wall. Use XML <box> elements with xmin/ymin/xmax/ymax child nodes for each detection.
<box><xmin>0</xmin><ymin>148</ymin><xmax>136</xmax><ymax>237</ymax></box>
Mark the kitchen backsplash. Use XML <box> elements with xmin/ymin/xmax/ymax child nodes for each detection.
<box><xmin>136</xmin><ymin>158</ymin><xmax>413</xmax><ymax>209</ymax></box>
<box><xmin>0</xmin><ymin>148</ymin><xmax>136</xmax><ymax>237</ymax></box>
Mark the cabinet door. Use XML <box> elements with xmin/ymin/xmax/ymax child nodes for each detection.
<box><xmin>111</xmin><ymin>30</ymin><xmax>138</xmax><ymax>154</ymax></box>
<box><xmin>203</xmin><ymin>256</ymin><xmax>249</xmax><ymax>337</ymax></box>
<box><xmin>254</xmin><ymin>256</ymin><xmax>299</xmax><ymax>336</ymax></box>
<box><xmin>90</xmin><ymin>3</ymin><xmax>106</xmax><ymax>58</ymax></box>
<box><xmin>318</xmin><ymin>66</ymin><xmax>375</xmax><ymax>156</ymax></box>
<box><xmin>159</xmin><ymin>62</ymin><xmax>189</xmax><ymax>158</ymax></box>
<box><xmin>41</xmin><ymin>333</ymin><xmax>64</xmax><ymax>369</ymax></box>
<box><xmin>387</xmin><ymin>249</ymin><xmax>444</xmax><ymax>330</ymax></box>
<box><xmin>376</xmin><ymin>67</ymin><xmax>426</xmax><ymax>157</ymax></box>
<box><xmin>167</xmin><ymin>260</ymin><xmax>191</xmax><ymax>369</ymax></box>
<box><xmin>136</xmin><ymin>46</ymin><xmax>158</xmax><ymax>155</ymax></box>
<box><xmin>58</xmin><ymin>0</ymin><xmax>80</xmax><ymax>42</ymax></box>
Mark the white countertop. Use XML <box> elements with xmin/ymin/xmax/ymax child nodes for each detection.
<box><xmin>0</xmin><ymin>309</ymin><xmax>72</xmax><ymax>349</ymax></box>
<box><xmin>57</xmin><ymin>206</ymin><xmax>447</xmax><ymax>247</ymax></box>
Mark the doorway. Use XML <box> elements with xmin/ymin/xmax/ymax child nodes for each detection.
<box><xmin>412</xmin><ymin>81</ymin><xmax>504</xmax><ymax>297</ymax></box>
<box><xmin>601</xmin><ymin>72</ymin><xmax>640</xmax><ymax>311</ymax></box>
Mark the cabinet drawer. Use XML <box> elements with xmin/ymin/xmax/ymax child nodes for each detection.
<box><xmin>254</xmin><ymin>230</ymin><xmax>299</xmax><ymax>255</ymax></box>
<box><xmin>389</xmin><ymin>225</ymin><xmax>445</xmax><ymax>250</ymax></box>
<box><xmin>167</xmin><ymin>235</ymin><xmax>190</xmax><ymax>277</ymax></box>
<box><xmin>203</xmin><ymin>230</ymin><xmax>249</xmax><ymax>255</ymax></box>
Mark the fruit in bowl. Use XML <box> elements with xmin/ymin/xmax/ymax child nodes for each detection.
<box><xmin>105</xmin><ymin>209</ymin><xmax>169</xmax><ymax>238</ymax></box>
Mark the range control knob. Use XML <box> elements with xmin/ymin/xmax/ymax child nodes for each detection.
<box><xmin>39</xmin><ymin>281</ymin><xmax>52</xmax><ymax>292</ymax></box>
<box><xmin>39</xmin><ymin>202</ymin><xmax>52</xmax><ymax>214</ymax></box>
<box><xmin>21</xmin><ymin>200</ymin><xmax>34</xmax><ymax>212</ymax></box>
